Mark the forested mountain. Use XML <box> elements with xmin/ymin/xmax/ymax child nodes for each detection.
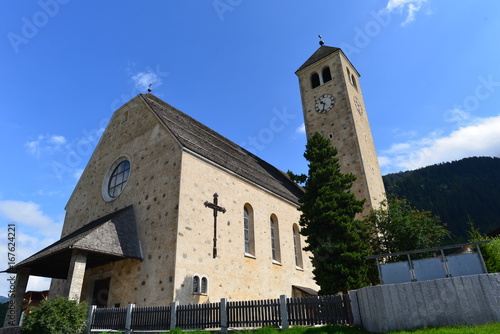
<box><xmin>383</xmin><ymin>156</ymin><xmax>500</xmax><ymax>242</ymax></box>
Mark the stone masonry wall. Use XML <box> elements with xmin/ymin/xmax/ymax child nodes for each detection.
<box><xmin>173</xmin><ymin>153</ymin><xmax>318</xmax><ymax>304</ymax></box>
<box><xmin>50</xmin><ymin>95</ymin><xmax>182</xmax><ymax>306</ymax></box>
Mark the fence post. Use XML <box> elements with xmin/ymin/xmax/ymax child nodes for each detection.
<box><xmin>170</xmin><ymin>301</ymin><xmax>178</xmax><ymax>330</ymax></box>
<box><xmin>125</xmin><ymin>304</ymin><xmax>135</xmax><ymax>334</ymax></box>
<box><xmin>280</xmin><ymin>295</ymin><xmax>289</xmax><ymax>329</ymax></box>
<box><xmin>220</xmin><ymin>298</ymin><xmax>228</xmax><ymax>334</ymax></box>
<box><xmin>86</xmin><ymin>305</ymin><xmax>96</xmax><ymax>334</ymax></box>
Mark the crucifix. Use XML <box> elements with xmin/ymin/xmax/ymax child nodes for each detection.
<box><xmin>204</xmin><ymin>193</ymin><xmax>226</xmax><ymax>258</ymax></box>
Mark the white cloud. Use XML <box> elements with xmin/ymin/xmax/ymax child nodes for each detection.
<box><xmin>25</xmin><ymin>134</ymin><xmax>67</xmax><ymax>157</ymax></box>
<box><xmin>26</xmin><ymin>277</ymin><xmax>51</xmax><ymax>293</ymax></box>
<box><xmin>386</xmin><ymin>0</ymin><xmax>428</xmax><ymax>26</ymax></box>
<box><xmin>132</xmin><ymin>71</ymin><xmax>162</xmax><ymax>91</ymax></box>
<box><xmin>296</xmin><ymin>123</ymin><xmax>306</xmax><ymax>134</ymax></box>
<box><xmin>73</xmin><ymin>168</ymin><xmax>84</xmax><ymax>181</ymax></box>
<box><xmin>0</xmin><ymin>200</ymin><xmax>62</xmax><ymax>235</ymax></box>
<box><xmin>0</xmin><ymin>230</ymin><xmax>56</xmax><ymax>296</ymax></box>
<box><xmin>380</xmin><ymin>115</ymin><xmax>500</xmax><ymax>173</ymax></box>
<box><xmin>50</xmin><ymin>135</ymin><xmax>66</xmax><ymax>145</ymax></box>
<box><xmin>0</xmin><ymin>202</ymin><xmax>61</xmax><ymax>296</ymax></box>
<box><xmin>444</xmin><ymin>108</ymin><xmax>471</xmax><ymax>123</ymax></box>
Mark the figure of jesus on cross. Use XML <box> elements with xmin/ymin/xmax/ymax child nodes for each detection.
<box><xmin>204</xmin><ymin>193</ymin><xmax>226</xmax><ymax>258</ymax></box>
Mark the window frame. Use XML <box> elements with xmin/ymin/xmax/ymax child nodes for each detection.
<box><xmin>102</xmin><ymin>155</ymin><xmax>131</xmax><ymax>202</ymax></box>
<box><xmin>244</xmin><ymin>204</ymin><xmax>256</xmax><ymax>257</ymax></box>
<box><xmin>311</xmin><ymin>72</ymin><xmax>321</xmax><ymax>89</ymax></box>
<box><xmin>322</xmin><ymin>66</ymin><xmax>332</xmax><ymax>83</ymax></box>
<box><xmin>108</xmin><ymin>160</ymin><xmax>131</xmax><ymax>199</ymax></box>
<box><xmin>293</xmin><ymin>224</ymin><xmax>304</xmax><ymax>270</ymax></box>
<box><xmin>270</xmin><ymin>215</ymin><xmax>281</xmax><ymax>264</ymax></box>
<box><xmin>192</xmin><ymin>274</ymin><xmax>208</xmax><ymax>295</ymax></box>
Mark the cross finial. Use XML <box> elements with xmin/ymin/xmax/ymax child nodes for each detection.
<box><xmin>318</xmin><ymin>35</ymin><xmax>325</xmax><ymax>46</ymax></box>
<box><xmin>148</xmin><ymin>83</ymin><xmax>152</xmax><ymax>93</ymax></box>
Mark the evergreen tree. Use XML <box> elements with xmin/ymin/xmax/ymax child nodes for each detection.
<box><xmin>291</xmin><ymin>132</ymin><xmax>371</xmax><ymax>294</ymax></box>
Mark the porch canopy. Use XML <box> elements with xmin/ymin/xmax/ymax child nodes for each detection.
<box><xmin>4</xmin><ymin>205</ymin><xmax>143</xmax><ymax>279</ymax></box>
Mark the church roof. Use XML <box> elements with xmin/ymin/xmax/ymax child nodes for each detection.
<box><xmin>141</xmin><ymin>94</ymin><xmax>304</xmax><ymax>204</ymax></box>
<box><xmin>5</xmin><ymin>206</ymin><xmax>142</xmax><ymax>279</ymax></box>
<box><xmin>296</xmin><ymin>45</ymin><xmax>341</xmax><ymax>73</ymax></box>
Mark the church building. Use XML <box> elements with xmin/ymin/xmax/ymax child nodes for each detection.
<box><xmin>6</xmin><ymin>44</ymin><xmax>385</xmax><ymax>321</ymax></box>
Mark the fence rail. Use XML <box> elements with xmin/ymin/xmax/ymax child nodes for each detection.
<box><xmin>91</xmin><ymin>306</ymin><xmax>127</xmax><ymax>330</ymax></box>
<box><xmin>177</xmin><ymin>302</ymin><xmax>220</xmax><ymax>329</ymax></box>
<box><xmin>131</xmin><ymin>305</ymin><xmax>171</xmax><ymax>331</ymax></box>
<box><xmin>87</xmin><ymin>294</ymin><xmax>353</xmax><ymax>333</ymax></box>
<box><xmin>287</xmin><ymin>295</ymin><xmax>353</xmax><ymax>326</ymax></box>
<box><xmin>228</xmin><ymin>298</ymin><xmax>280</xmax><ymax>328</ymax></box>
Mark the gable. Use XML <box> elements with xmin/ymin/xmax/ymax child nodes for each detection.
<box><xmin>63</xmin><ymin>95</ymin><xmax>184</xmax><ymax>236</ymax></box>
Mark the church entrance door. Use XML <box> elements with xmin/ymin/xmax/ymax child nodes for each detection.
<box><xmin>92</xmin><ymin>277</ymin><xmax>110</xmax><ymax>307</ymax></box>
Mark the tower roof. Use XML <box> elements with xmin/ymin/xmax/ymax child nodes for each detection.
<box><xmin>296</xmin><ymin>45</ymin><xmax>341</xmax><ymax>73</ymax></box>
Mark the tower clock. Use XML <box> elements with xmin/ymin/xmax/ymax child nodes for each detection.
<box><xmin>295</xmin><ymin>44</ymin><xmax>386</xmax><ymax>214</ymax></box>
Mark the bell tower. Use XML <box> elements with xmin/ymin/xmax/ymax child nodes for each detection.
<box><xmin>295</xmin><ymin>42</ymin><xmax>385</xmax><ymax>214</ymax></box>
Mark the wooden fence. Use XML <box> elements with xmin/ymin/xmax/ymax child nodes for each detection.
<box><xmin>88</xmin><ymin>294</ymin><xmax>353</xmax><ymax>333</ymax></box>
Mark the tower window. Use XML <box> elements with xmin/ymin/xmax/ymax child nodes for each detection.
<box><xmin>322</xmin><ymin>67</ymin><xmax>332</xmax><ymax>83</ymax></box>
<box><xmin>350</xmin><ymin>74</ymin><xmax>358</xmax><ymax>89</ymax></box>
<box><xmin>311</xmin><ymin>72</ymin><xmax>320</xmax><ymax>89</ymax></box>
<box><xmin>244</xmin><ymin>204</ymin><xmax>255</xmax><ymax>256</ymax></box>
<box><xmin>346</xmin><ymin>68</ymin><xmax>358</xmax><ymax>90</ymax></box>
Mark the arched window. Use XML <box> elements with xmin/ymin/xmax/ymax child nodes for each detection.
<box><xmin>322</xmin><ymin>67</ymin><xmax>332</xmax><ymax>83</ymax></box>
<box><xmin>192</xmin><ymin>275</ymin><xmax>200</xmax><ymax>293</ymax></box>
<box><xmin>350</xmin><ymin>74</ymin><xmax>358</xmax><ymax>89</ymax></box>
<box><xmin>201</xmin><ymin>277</ymin><xmax>208</xmax><ymax>294</ymax></box>
<box><xmin>270</xmin><ymin>215</ymin><xmax>281</xmax><ymax>263</ymax></box>
<box><xmin>244</xmin><ymin>204</ymin><xmax>255</xmax><ymax>256</ymax></box>
<box><xmin>293</xmin><ymin>224</ymin><xmax>303</xmax><ymax>269</ymax></box>
<box><xmin>347</xmin><ymin>67</ymin><xmax>358</xmax><ymax>90</ymax></box>
<box><xmin>311</xmin><ymin>72</ymin><xmax>320</xmax><ymax>89</ymax></box>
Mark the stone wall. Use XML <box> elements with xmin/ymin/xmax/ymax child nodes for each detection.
<box><xmin>352</xmin><ymin>273</ymin><xmax>500</xmax><ymax>333</ymax></box>
<box><xmin>173</xmin><ymin>152</ymin><xmax>318</xmax><ymax>304</ymax></box>
<box><xmin>0</xmin><ymin>327</ymin><xmax>21</xmax><ymax>334</ymax></box>
<box><xmin>51</xmin><ymin>95</ymin><xmax>182</xmax><ymax>306</ymax></box>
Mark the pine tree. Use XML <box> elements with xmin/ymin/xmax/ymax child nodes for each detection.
<box><xmin>292</xmin><ymin>132</ymin><xmax>371</xmax><ymax>294</ymax></box>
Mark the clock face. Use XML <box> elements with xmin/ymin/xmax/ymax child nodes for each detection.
<box><xmin>354</xmin><ymin>96</ymin><xmax>363</xmax><ymax>115</ymax></box>
<box><xmin>315</xmin><ymin>94</ymin><xmax>335</xmax><ymax>113</ymax></box>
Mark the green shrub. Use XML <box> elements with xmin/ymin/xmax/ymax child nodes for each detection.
<box><xmin>467</xmin><ymin>221</ymin><xmax>500</xmax><ymax>273</ymax></box>
<box><xmin>481</xmin><ymin>237</ymin><xmax>500</xmax><ymax>273</ymax></box>
<box><xmin>21</xmin><ymin>296</ymin><xmax>88</xmax><ymax>334</ymax></box>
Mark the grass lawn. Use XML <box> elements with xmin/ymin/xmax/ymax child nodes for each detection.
<box><xmin>238</xmin><ymin>323</ymin><xmax>500</xmax><ymax>334</ymax></box>
<box><xmin>97</xmin><ymin>322</ymin><xmax>500</xmax><ymax>334</ymax></box>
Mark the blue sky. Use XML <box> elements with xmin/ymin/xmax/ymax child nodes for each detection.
<box><xmin>1</xmin><ymin>0</ymin><xmax>499</xmax><ymax>296</ymax></box>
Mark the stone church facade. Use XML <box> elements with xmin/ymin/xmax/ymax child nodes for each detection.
<box><xmin>6</xmin><ymin>44</ymin><xmax>385</xmax><ymax>324</ymax></box>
